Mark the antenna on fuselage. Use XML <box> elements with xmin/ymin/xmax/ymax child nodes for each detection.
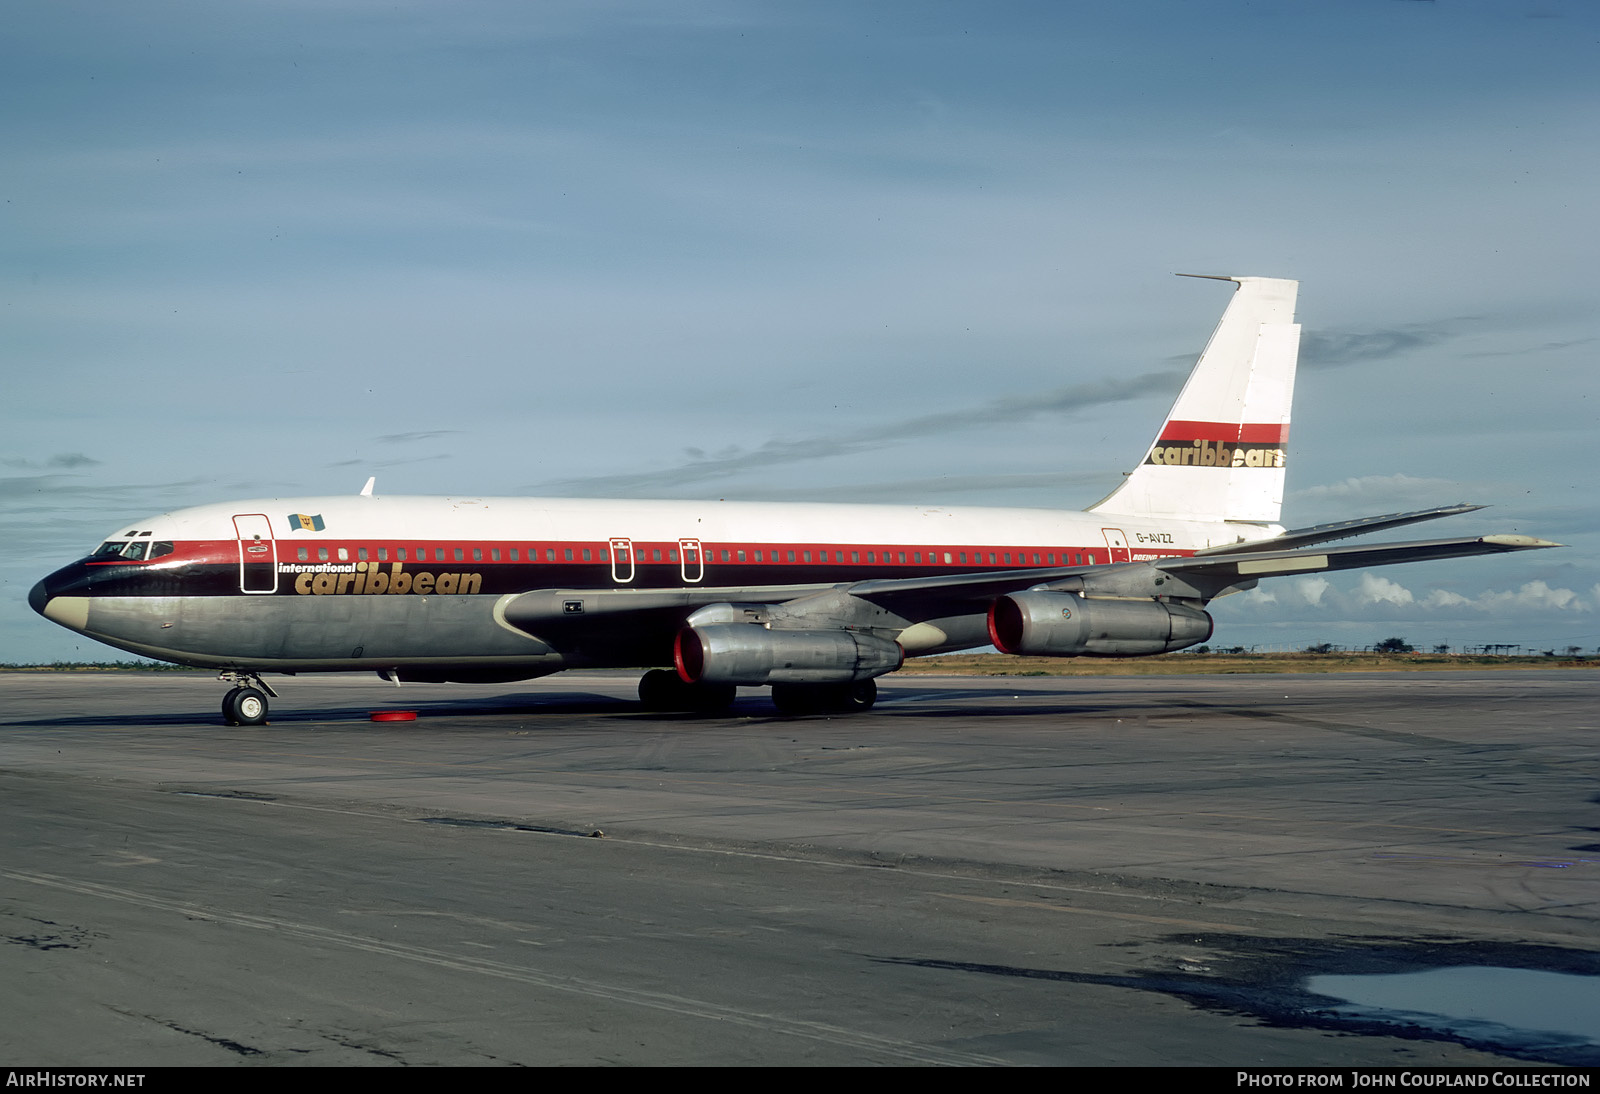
<box><xmin>360</xmin><ymin>476</ymin><xmax>376</xmax><ymax>497</ymax></box>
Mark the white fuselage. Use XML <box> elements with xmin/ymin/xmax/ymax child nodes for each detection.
<box><xmin>32</xmin><ymin>493</ymin><xmax>1281</xmax><ymax>675</ymax></box>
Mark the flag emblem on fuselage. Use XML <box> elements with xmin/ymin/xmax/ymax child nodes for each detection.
<box><xmin>288</xmin><ymin>513</ymin><xmax>326</xmax><ymax>532</ymax></box>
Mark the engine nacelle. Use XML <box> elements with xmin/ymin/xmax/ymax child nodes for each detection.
<box><xmin>988</xmin><ymin>591</ymin><xmax>1213</xmax><ymax>657</ymax></box>
<box><xmin>675</xmin><ymin>623</ymin><xmax>903</xmax><ymax>686</ymax></box>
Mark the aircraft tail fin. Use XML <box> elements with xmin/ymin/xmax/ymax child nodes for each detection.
<box><xmin>1089</xmin><ymin>275</ymin><xmax>1300</xmax><ymax>524</ymax></box>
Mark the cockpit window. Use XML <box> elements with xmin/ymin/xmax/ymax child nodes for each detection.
<box><xmin>91</xmin><ymin>540</ymin><xmax>151</xmax><ymax>561</ymax></box>
<box><xmin>150</xmin><ymin>541</ymin><xmax>174</xmax><ymax>559</ymax></box>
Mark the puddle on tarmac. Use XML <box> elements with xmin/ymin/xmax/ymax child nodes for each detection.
<box><xmin>880</xmin><ymin>936</ymin><xmax>1600</xmax><ymax>1066</ymax></box>
<box><xmin>1307</xmin><ymin>965</ymin><xmax>1600</xmax><ymax>1053</ymax></box>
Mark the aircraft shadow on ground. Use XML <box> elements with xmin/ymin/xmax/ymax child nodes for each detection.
<box><xmin>2</xmin><ymin>684</ymin><xmax>1189</xmax><ymax>729</ymax></box>
<box><xmin>2</xmin><ymin>691</ymin><xmax>634</xmax><ymax>729</ymax></box>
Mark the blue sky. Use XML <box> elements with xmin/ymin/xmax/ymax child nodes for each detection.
<box><xmin>3</xmin><ymin>0</ymin><xmax>1596</xmax><ymax>661</ymax></box>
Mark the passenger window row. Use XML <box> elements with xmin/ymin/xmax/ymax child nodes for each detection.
<box><xmin>99</xmin><ymin>538</ymin><xmax>1099</xmax><ymax>568</ymax></box>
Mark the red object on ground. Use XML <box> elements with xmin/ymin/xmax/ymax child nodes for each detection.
<box><xmin>370</xmin><ymin>710</ymin><xmax>418</xmax><ymax>722</ymax></box>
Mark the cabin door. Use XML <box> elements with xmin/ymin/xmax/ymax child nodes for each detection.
<box><xmin>233</xmin><ymin>514</ymin><xmax>278</xmax><ymax>594</ymax></box>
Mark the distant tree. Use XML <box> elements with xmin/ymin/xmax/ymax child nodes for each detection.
<box><xmin>1192</xmin><ymin>645</ymin><xmax>1211</xmax><ymax>654</ymax></box>
<box><xmin>1304</xmin><ymin>643</ymin><xmax>1335</xmax><ymax>654</ymax></box>
<box><xmin>1433</xmin><ymin>644</ymin><xmax>1451</xmax><ymax>654</ymax></box>
<box><xmin>1374</xmin><ymin>637</ymin><xmax>1414</xmax><ymax>654</ymax></box>
<box><xmin>1566</xmin><ymin>646</ymin><xmax>1583</xmax><ymax>657</ymax></box>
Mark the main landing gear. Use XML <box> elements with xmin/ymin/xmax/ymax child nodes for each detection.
<box><xmin>770</xmin><ymin>679</ymin><xmax>877</xmax><ymax>716</ymax></box>
<box><xmin>637</xmin><ymin>669</ymin><xmax>737</xmax><ymax>713</ymax></box>
<box><xmin>637</xmin><ymin>671</ymin><xmax>880</xmax><ymax>716</ymax></box>
<box><xmin>219</xmin><ymin>671</ymin><xmax>278</xmax><ymax>726</ymax></box>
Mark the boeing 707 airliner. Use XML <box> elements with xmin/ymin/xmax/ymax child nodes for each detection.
<box><xmin>29</xmin><ymin>276</ymin><xmax>1559</xmax><ymax>724</ymax></box>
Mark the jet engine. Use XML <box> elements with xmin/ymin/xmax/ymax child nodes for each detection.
<box><xmin>675</xmin><ymin>623</ymin><xmax>903</xmax><ymax>686</ymax></box>
<box><xmin>988</xmin><ymin>591</ymin><xmax>1212</xmax><ymax>657</ymax></box>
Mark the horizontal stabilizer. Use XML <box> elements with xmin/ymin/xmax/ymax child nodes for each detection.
<box><xmin>1161</xmin><ymin>533</ymin><xmax>1561</xmax><ymax>580</ymax></box>
<box><xmin>1198</xmin><ymin>504</ymin><xmax>1486</xmax><ymax>556</ymax></box>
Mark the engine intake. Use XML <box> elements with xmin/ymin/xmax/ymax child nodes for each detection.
<box><xmin>676</xmin><ymin>623</ymin><xmax>903</xmax><ymax>686</ymax></box>
<box><xmin>988</xmin><ymin>591</ymin><xmax>1212</xmax><ymax>657</ymax></box>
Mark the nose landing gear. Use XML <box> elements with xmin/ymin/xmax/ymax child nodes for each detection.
<box><xmin>219</xmin><ymin>672</ymin><xmax>278</xmax><ymax>726</ymax></box>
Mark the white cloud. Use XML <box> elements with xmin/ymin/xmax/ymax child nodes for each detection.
<box><xmin>1295</xmin><ymin>575</ymin><xmax>1331</xmax><ymax>607</ymax></box>
<box><xmin>1473</xmin><ymin>580</ymin><xmax>1586</xmax><ymax>614</ymax></box>
<box><xmin>1290</xmin><ymin>474</ymin><xmax>1472</xmax><ymax>515</ymax></box>
<box><xmin>1210</xmin><ymin>570</ymin><xmax>1600</xmax><ymax>653</ymax></box>
<box><xmin>1230</xmin><ymin>573</ymin><xmax>1595</xmax><ymax>619</ymax></box>
<box><xmin>1353</xmin><ymin>573</ymin><xmax>1415</xmax><ymax>607</ymax></box>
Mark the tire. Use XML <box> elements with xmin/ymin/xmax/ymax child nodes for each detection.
<box><xmin>225</xmin><ymin>687</ymin><xmax>269</xmax><ymax>726</ymax></box>
<box><xmin>640</xmin><ymin>670</ymin><xmax>736</xmax><ymax>714</ymax></box>
<box><xmin>772</xmin><ymin>680</ymin><xmax>877</xmax><ymax>716</ymax></box>
<box><xmin>770</xmin><ymin>683</ymin><xmax>821</xmax><ymax>716</ymax></box>
<box><xmin>638</xmin><ymin>669</ymin><xmax>684</xmax><ymax>711</ymax></box>
<box><xmin>832</xmin><ymin>678</ymin><xmax>877</xmax><ymax>712</ymax></box>
<box><xmin>686</xmin><ymin>682</ymin><xmax>737</xmax><ymax>714</ymax></box>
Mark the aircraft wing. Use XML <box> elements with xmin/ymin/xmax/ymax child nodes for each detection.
<box><xmin>502</xmin><ymin>582</ymin><xmax>836</xmax><ymax>629</ymax></box>
<box><xmin>505</xmin><ymin>532</ymin><xmax>1561</xmax><ymax>625</ymax></box>
<box><xmin>501</xmin><ymin>532</ymin><xmax>1560</xmax><ymax>657</ymax></box>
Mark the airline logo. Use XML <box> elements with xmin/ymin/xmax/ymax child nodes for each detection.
<box><xmin>283</xmin><ymin>560</ymin><xmax>482</xmax><ymax>596</ymax></box>
<box><xmin>1145</xmin><ymin>420</ymin><xmax>1287</xmax><ymax>469</ymax></box>
<box><xmin>288</xmin><ymin>513</ymin><xmax>326</xmax><ymax>532</ymax></box>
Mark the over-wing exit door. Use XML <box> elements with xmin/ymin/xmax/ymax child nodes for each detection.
<box><xmin>679</xmin><ymin>538</ymin><xmax>703</xmax><ymax>583</ymax></box>
<box><xmin>1101</xmin><ymin>528</ymin><xmax>1131</xmax><ymax>564</ymax></box>
<box><xmin>609</xmin><ymin>538</ymin><xmax>634</xmax><ymax>583</ymax></box>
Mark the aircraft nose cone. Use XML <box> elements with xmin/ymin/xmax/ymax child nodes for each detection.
<box><xmin>28</xmin><ymin>579</ymin><xmax>50</xmax><ymax>616</ymax></box>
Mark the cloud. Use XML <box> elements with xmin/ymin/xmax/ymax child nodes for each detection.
<box><xmin>1296</xmin><ymin>575</ymin><xmax>1331</xmax><ymax>607</ymax></box>
<box><xmin>0</xmin><ymin>474</ymin><xmax>74</xmax><ymax>500</ymax></box>
<box><xmin>704</xmin><ymin>470</ymin><xmax>1111</xmax><ymax>504</ymax></box>
<box><xmin>375</xmin><ymin>430</ymin><xmax>460</xmax><ymax>445</ymax></box>
<box><xmin>0</xmin><ymin>476</ymin><xmax>213</xmax><ymax>506</ymax></box>
<box><xmin>327</xmin><ymin>453</ymin><xmax>452</xmax><ymax>469</ymax></box>
<box><xmin>531</xmin><ymin>368</ymin><xmax>1185</xmax><ymax>496</ymax></box>
<box><xmin>1353</xmin><ymin>573</ymin><xmax>1415</xmax><ymax>607</ymax></box>
<box><xmin>1470</xmin><ymin>580</ymin><xmax>1586</xmax><ymax>614</ymax></box>
<box><xmin>1</xmin><ymin>453</ymin><xmax>102</xmax><ymax>471</ymax></box>
<box><xmin>1299</xmin><ymin>318</ymin><xmax>1479</xmax><ymax>369</ymax></box>
<box><xmin>1287</xmin><ymin>475</ymin><xmax>1479</xmax><ymax>525</ymax></box>
<box><xmin>1231</xmin><ymin>573</ymin><xmax>1595</xmax><ymax>619</ymax></box>
<box><xmin>1461</xmin><ymin>335</ymin><xmax>1598</xmax><ymax>359</ymax></box>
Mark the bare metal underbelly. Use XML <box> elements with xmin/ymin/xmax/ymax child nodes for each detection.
<box><xmin>78</xmin><ymin>594</ymin><xmax>560</xmax><ymax>672</ymax></box>
<box><xmin>73</xmin><ymin>593</ymin><xmax>995</xmax><ymax>673</ymax></box>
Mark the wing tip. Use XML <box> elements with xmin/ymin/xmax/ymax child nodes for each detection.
<box><xmin>1482</xmin><ymin>534</ymin><xmax>1564</xmax><ymax>549</ymax></box>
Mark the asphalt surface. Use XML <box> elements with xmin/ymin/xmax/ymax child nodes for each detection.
<box><xmin>2</xmin><ymin>669</ymin><xmax>1596</xmax><ymax>1066</ymax></box>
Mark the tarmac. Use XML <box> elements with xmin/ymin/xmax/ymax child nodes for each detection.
<box><xmin>2</xmin><ymin>668</ymin><xmax>1596</xmax><ymax>1066</ymax></box>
